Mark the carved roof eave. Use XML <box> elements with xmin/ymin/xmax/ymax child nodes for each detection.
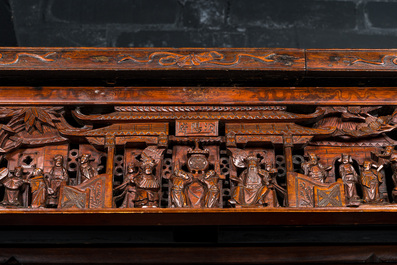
<box><xmin>58</xmin><ymin>123</ymin><xmax>168</xmax><ymax>137</ymax></box>
<box><xmin>71</xmin><ymin>107</ymin><xmax>326</xmax><ymax>123</ymax></box>
<box><xmin>226</xmin><ymin>123</ymin><xmax>336</xmax><ymax>136</ymax></box>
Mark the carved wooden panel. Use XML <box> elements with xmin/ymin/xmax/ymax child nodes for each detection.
<box><xmin>0</xmin><ymin>48</ymin><xmax>397</xmax><ymax>226</ymax></box>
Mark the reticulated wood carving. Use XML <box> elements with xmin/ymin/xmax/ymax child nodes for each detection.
<box><xmin>2</xmin><ymin>48</ymin><xmax>397</xmax><ymax>214</ymax></box>
<box><xmin>0</xmin><ymin>103</ymin><xmax>394</xmax><ymax>210</ymax></box>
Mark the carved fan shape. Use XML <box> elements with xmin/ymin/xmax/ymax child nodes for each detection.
<box><xmin>142</xmin><ymin>146</ymin><xmax>165</xmax><ymax>164</ymax></box>
<box><xmin>228</xmin><ymin>148</ymin><xmax>249</xmax><ymax>168</ymax></box>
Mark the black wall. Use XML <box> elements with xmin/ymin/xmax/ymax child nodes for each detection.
<box><xmin>3</xmin><ymin>0</ymin><xmax>397</xmax><ymax>48</ymax></box>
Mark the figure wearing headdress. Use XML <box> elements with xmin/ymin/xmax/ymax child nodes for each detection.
<box><xmin>338</xmin><ymin>154</ymin><xmax>360</xmax><ymax>206</ymax></box>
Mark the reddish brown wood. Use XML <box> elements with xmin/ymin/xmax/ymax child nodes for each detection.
<box><xmin>0</xmin><ymin>48</ymin><xmax>397</xmax><ymax>228</ymax></box>
<box><xmin>307</xmin><ymin>49</ymin><xmax>397</xmax><ymax>72</ymax></box>
<box><xmin>0</xmin><ymin>47</ymin><xmax>305</xmax><ymax>70</ymax></box>
<box><xmin>0</xmin><ymin>86</ymin><xmax>396</xmax><ymax>105</ymax></box>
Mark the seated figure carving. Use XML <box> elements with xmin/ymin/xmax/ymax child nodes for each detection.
<box><xmin>301</xmin><ymin>153</ymin><xmax>332</xmax><ymax>183</ymax></box>
<box><xmin>229</xmin><ymin>153</ymin><xmax>278</xmax><ymax>207</ymax></box>
<box><xmin>170</xmin><ymin>142</ymin><xmax>222</xmax><ymax>208</ymax></box>
<box><xmin>0</xmin><ymin>167</ymin><xmax>29</xmax><ymax>207</ymax></box>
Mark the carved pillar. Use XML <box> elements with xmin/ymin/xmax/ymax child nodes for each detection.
<box><xmin>283</xmin><ymin>135</ymin><xmax>294</xmax><ymax>173</ymax></box>
<box><xmin>105</xmin><ymin>136</ymin><xmax>115</xmax><ymax>208</ymax></box>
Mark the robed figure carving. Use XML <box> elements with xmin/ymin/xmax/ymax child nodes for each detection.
<box><xmin>228</xmin><ymin>148</ymin><xmax>279</xmax><ymax>207</ymax></box>
<box><xmin>170</xmin><ymin>142</ymin><xmax>223</xmax><ymax>208</ymax></box>
<box><xmin>302</xmin><ymin>153</ymin><xmax>332</xmax><ymax>183</ymax></box>
<box><xmin>79</xmin><ymin>154</ymin><xmax>97</xmax><ymax>183</ymax></box>
<box><xmin>29</xmin><ymin>168</ymin><xmax>46</xmax><ymax>208</ymax></box>
<box><xmin>338</xmin><ymin>154</ymin><xmax>360</xmax><ymax>207</ymax></box>
<box><xmin>0</xmin><ymin>167</ymin><xmax>29</xmax><ymax>207</ymax></box>
<box><xmin>360</xmin><ymin>161</ymin><xmax>383</xmax><ymax>203</ymax></box>
<box><xmin>46</xmin><ymin>155</ymin><xmax>68</xmax><ymax>207</ymax></box>
<box><xmin>170</xmin><ymin>169</ymin><xmax>192</xmax><ymax>208</ymax></box>
<box><xmin>373</xmin><ymin>146</ymin><xmax>397</xmax><ymax>201</ymax></box>
<box><xmin>113</xmin><ymin>164</ymin><xmax>139</xmax><ymax>208</ymax></box>
<box><xmin>114</xmin><ymin>146</ymin><xmax>164</xmax><ymax>208</ymax></box>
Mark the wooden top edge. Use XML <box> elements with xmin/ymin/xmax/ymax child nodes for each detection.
<box><xmin>306</xmin><ymin>49</ymin><xmax>397</xmax><ymax>71</ymax></box>
<box><xmin>0</xmin><ymin>48</ymin><xmax>305</xmax><ymax>72</ymax></box>
<box><xmin>0</xmin><ymin>47</ymin><xmax>304</xmax><ymax>51</ymax></box>
<box><xmin>1</xmin><ymin>206</ymin><xmax>397</xmax><ymax>214</ymax></box>
<box><xmin>1</xmin><ymin>48</ymin><xmax>397</xmax><ymax>84</ymax></box>
<box><xmin>2</xmin><ymin>207</ymin><xmax>397</xmax><ymax>226</ymax></box>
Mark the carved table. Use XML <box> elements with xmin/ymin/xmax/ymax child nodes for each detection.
<box><xmin>1</xmin><ymin>48</ymin><xmax>397</xmax><ymax>264</ymax></box>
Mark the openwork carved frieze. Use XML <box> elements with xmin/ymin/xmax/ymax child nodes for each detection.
<box><xmin>2</xmin><ymin>47</ymin><xmax>397</xmax><ymax>215</ymax></box>
<box><xmin>0</xmin><ymin>103</ymin><xmax>394</xmax><ymax>210</ymax></box>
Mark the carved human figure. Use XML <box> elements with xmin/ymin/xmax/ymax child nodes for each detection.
<box><xmin>229</xmin><ymin>155</ymin><xmax>278</xmax><ymax>207</ymax></box>
<box><xmin>0</xmin><ymin>167</ymin><xmax>29</xmax><ymax>207</ymax></box>
<box><xmin>338</xmin><ymin>154</ymin><xmax>360</xmax><ymax>206</ymax></box>
<box><xmin>391</xmin><ymin>158</ymin><xmax>397</xmax><ymax>192</ymax></box>
<box><xmin>113</xmin><ymin>164</ymin><xmax>139</xmax><ymax>208</ymax></box>
<box><xmin>301</xmin><ymin>153</ymin><xmax>332</xmax><ymax>183</ymax></box>
<box><xmin>360</xmin><ymin>161</ymin><xmax>383</xmax><ymax>203</ymax></box>
<box><xmin>29</xmin><ymin>168</ymin><xmax>47</xmax><ymax>208</ymax></box>
<box><xmin>79</xmin><ymin>154</ymin><xmax>97</xmax><ymax>183</ymax></box>
<box><xmin>378</xmin><ymin>146</ymin><xmax>397</xmax><ymax>191</ymax></box>
<box><xmin>371</xmin><ymin>145</ymin><xmax>395</xmax><ymax>201</ymax></box>
<box><xmin>134</xmin><ymin>154</ymin><xmax>160</xmax><ymax>208</ymax></box>
<box><xmin>202</xmin><ymin>169</ymin><xmax>220</xmax><ymax>208</ymax></box>
<box><xmin>170</xmin><ymin>169</ymin><xmax>192</xmax><ymax>208</ymax></box>
<box><xmin>46</xmin><ymin>155</ymin><xmax>68</xmax><ymax>207</ymax></box>
<box><xmin>172</xmin><ymin>143</ymin><xmax>222</xmax><ymax>208</ymax></box>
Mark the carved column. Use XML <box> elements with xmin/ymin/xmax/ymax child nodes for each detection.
<box><xmin>283</xmin><ymin>135</ymin><xmax>294</xmax><ymax>173</ymax></box>
<box><xmin>105</xmin><ymin>136</ymin><xmax>115</xmax><ymax>208</ymax></box>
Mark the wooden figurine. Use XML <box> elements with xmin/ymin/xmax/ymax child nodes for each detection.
<box><xmin>113</xmin><ymin>163</ymin><xmax>139</xmax><ymax>208</ymax></box>
<box><xmin>29</xmin><ymin>168</ymin><xmax>47</xmax><ymax>208</ymax></box>
<box><xmin>132</xmin><ymin>146</ymin><xmax>164</xmax><ymax>208</ymax></box>
<box><xmin>0</xmin><ymin>167</ymin><xmax>29</xmax><ymax>207</ymax></box>
<box><xmin>228</xmin><ymin>149</ymin><xmax>279</xmax><ymax>207</ymax></box>
<box><xmin>46</xmin><ymin>155</ymin><xmax>68</xmax><ymax>207</ymax></box>
<box><xmin>79</xmin><ymin>154</ymin><xmax>97</xmax><ymax>183</ymax></box>
<box><xmin>360</xmin><ymin>161</ymin><xmax>383</xmax><ymax>203</ymax></box>
<box><xmin>338</xmin><ymin>154</ymin><xmax>360</xmax><ymax>207</ymax></box>
<box><xmin>390</xmin><ymin>156</ymin><xmax>397</xmax><ymax>202</ymax></box>
<box><xmin>371</xmin><ymin>145</ymin><xmax>397</xmax><ymax>201</ymax></box>
<box><xmin>170</xmin><ymin>169</ymin><xmax>192</xmax><ymax>208</ymax></box>
<box><xmin>170</xmin><ymin>142</ymin><xmax>222</xmax><ymax>208</ymax></box>
<box><xmin>301</xmin><ymin>153</ymin><xmax>332</xmax><ymax>183</ymax></box>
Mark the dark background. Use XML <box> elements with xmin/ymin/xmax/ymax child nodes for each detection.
<box><xmin>3</xmin><ymin>0</ymin><xmax>397</xmax><ymax>48</ymax></box>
